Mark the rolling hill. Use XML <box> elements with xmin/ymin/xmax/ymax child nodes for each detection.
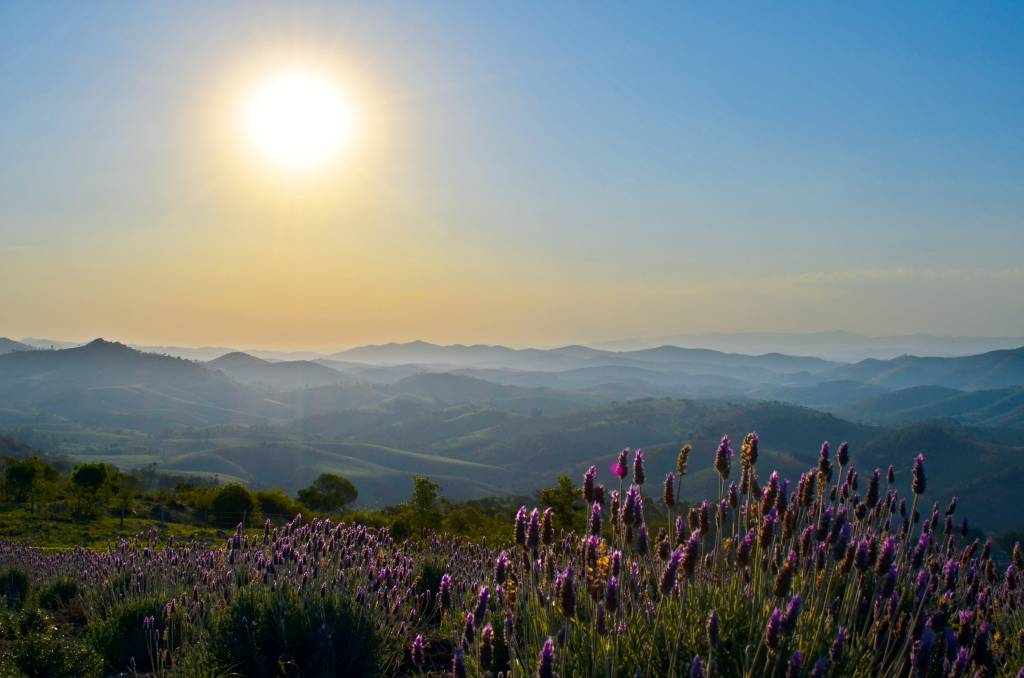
<box><xmin>208</xmin><ymin>351</ymin><xmax>349</xmax><ymax>391</ymax></box>
<box><xmin>826</xmin><ymin>346</ymin><xmax>1024</xmax><ymax>390</ymax></box>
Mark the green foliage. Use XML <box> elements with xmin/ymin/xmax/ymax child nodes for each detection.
<box><xmin>537</xmin><ymin>474</ymin><xmax>584</xmax><ymax>532</ymax></box>
<box><xmin>85</xmin><ymin>595</ymin><xmax>166</xmax><ymax>675</ymax></box>
<box><xmin>37</xmin><ymin>577</ymin><xmax>79</xmax><ymax>611</ymax></box>
<box><xmin>254</xmin><ymin>488</ymin><xmax>303</xmax><ymax>521</ymax></box>
<box><xmin>0</xmin><ymin>568</ymin><xmax>29</xmax><ymax>609</ymax></box>
<box><xmin>2</xmin><ymin>457</ymin><xmax>57</xmax><ymax>512</ymax></box>
<box><xmin>408</xmin><ymin>476</ymin><xmax>441</xmax><ymax>529</ymax></box>
<box><xmin>203</xmin><ymin>587</ymin><xmax>380</xmax><ymax>677</ymax></box>
<box><xmin>211</xmin><ymin>483</ymin><xmax>258</xmax><ymax>527</ymax></box>
<box><xmin>297</xmin><ymin>473</ymin><xmax>358</xmax><ymax>513</ymax></box>
<box><xmin>5</xmin><ymin>632</ymin><xmax>103</xmax><ymax>678</ymax></box>
<box><xmin>69</xmin><ymin>463</ymin><xmax>114</xmax><ymax>518</ymax></box>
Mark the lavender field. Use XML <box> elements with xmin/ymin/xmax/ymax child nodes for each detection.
<box><xmin>1</xmin><ymin>435</ymin><xmax>1022</xmax><ymax>677</ymax></box>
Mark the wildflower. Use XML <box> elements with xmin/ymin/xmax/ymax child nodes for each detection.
<box><xmin>764</xmin><ymin>608</ymin><xmax>782</xmax><ymax>655</ymax></box>
<box><xmin>837</xmin><ymin>441</ymin><xmax>849</xmax><ymax>467</ymax></box>
<box><xmin>479</xmin><ymin>624</ymin><xmax>494</xmax><ymax>671</ymax></box>
<box><xmin>830</xmin><ymin>627</ymin><xmax>846</xmax><ymax>663</ymax></box>
<box><xmin>633</xmin><ymin>449</ymin><xmax>646</xmax><ymax>485</ymax></box>
<box><xmin>537</xmin><ymin>637</ymin><xmax>556</xmax><ymax>678</ymax></box>
<box><xmin>637</xmin><ymin>523</ymin><xmax>649</xmax><ymax>555</ymax></box>
<box><xmin>690</xmin><ymin>656</ymin><xmax>705</xmax><ymax>678</ymax></box>
<box><xmin>786</xmin><ymin>651</ymin><xmax>804</xmax><ymax>678</ymax></box>
<box><xmin>559</xmin><ymin>565</ymin><xmax>576</xmax><ymax>617</ymax></box>
<box><xmin>818</xmin><ymin>441</ymin><xmax>833</xmax><ymax>483</ymax></box>
<box><xmin>741</xmin><ymin>431</ymin><xmax>759</xmax><ymax>469</ymax></box>
<box><xmin>714</xmin><ymin>435</ymin><xmax>733</xmax><ymax>479</ymax></box>
<box><xmin>606</xmin><ymin>575</ymin><xmax>619</xmax><ymax>613</ymax></box>
<box><xmin>681</xmin><ymin>529</ymin><xmax>702</xmax><ymax>579</ymax></box>
<box><xmin>439</xmin><ymin>573</ymin><xmax>452</xmax><ymax>610</ymax></box>
<box><xmin>589</xmin><ymin>502</ymin><xmax>602</xmax><ymax>536</ymax></box>
<box><xmin>910</xmin><ymin>626</ymin><xmax>934</xmax><ymax>674</ymax></box>
<box><xmin>527</xmin><ymin>509</ymin><xmax>541</xmax><ymax>549</ymax></box>
<box><xmin>912</xmin><ymin>453</ymin><xmax>926</xmax><ymax>496</ymax></box>
<box><xmin>583</xmin><ymin>465</ymin><xmax>597</xmax><ymax>502</ymax></box>
<box><xmin>463</xmin><ymin>612</ymin><xmax>475</xmax><ymax>647</ymax></box>
<box><xmin>759</xmin><ymin>508</ymin><xmax>778</xmax><ymax>548</ymax></box>
<box><xmin>494</xmin><ymin>551</ymin><xmax>510</xmax><ymax>585</ymax></box>
<box><xmin>707</xmin><ymin>610</ymin><xmax>719</xmax><ymax>647</ymax></box>
<box><xmin>594</xmin><ymin>484</ymin><xmax>606</xmax><ymax>506</ymax></box>
<box><xmin>887</xmin><ymin>464</ymin><xmax>895</xmax><ymax>485</ymax></box>
<box><xmin>781</xmin><ymin>594</ymin><xmax>802</xmax><ymax>633</ymax></box>
<box><xmin>812</xmin><ymin>658</ymin><xmax>829</xmax><ymax>678</ymax></box>
<box><xmin>737</xmin><ymin>528</ymin><xmax>755</xmax><ymax>567</ymax></box>
<box><xmin>661</xmin><ymin>548</ymin><xmax>683</xmax><ymax>596</ymax></box>
<box><xmin>663</xmin><ymin>473</ymin><xmax>675</xmax><ymax>508</ymax></box>
<box><xmin>514</xmin><ymin>506</ymin><xmax>528</xmax><ymax>546</ymax></box>
<box><xmin>475</xmin><ymin>585</ymin><xmax>490</xmax><ymax>622</ymax></box>
<box><xmin>411</xmin><ymin>634</ymin><xmax>425</xmax><ymax>669</ymax></box>
<box><xmin>542</xmin><ymin>507</ymin><xmax>555</xmax><ymax>545</ymax></box>
<box><xmin>452</xmin><ymin>647</ymin><xmax>467</xmax><ymax>678</ymax></box>
<box><xmin>611</xmin><ymin>449</ymin><xmax>629</xmax><ymax>479</ymax></box>
<box><xmin>677</xmin><ymin>444</ymin><xmax>692</xmax><ymax>476</ymax></box>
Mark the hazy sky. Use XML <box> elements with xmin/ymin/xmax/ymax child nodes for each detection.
<box><xmin>2</xmin><ymin>2</ymin><xmax>1022</xmax><ymax>350</ymax></box>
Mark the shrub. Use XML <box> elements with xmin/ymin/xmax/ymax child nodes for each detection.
<box><xmin>37</xmin><ymin>576</ymin><xmax>79</xmax><ymax>611</ymax></box>
<box><xmin>86</xmin><ymin>595</ymin><xmax>166</xmax><ymax>675</ymax></box>
<box><xmin>203</xmin><ymin>587</ymin><xmax>380</xmax><ymax>677</ymax></box>
<box><xmin>254</xmin><ymin>488</ymin><xmax>302</xmax><ymax>522</ymax></box>
<box><xmin>210</xmin><ymin>483</ymin><xmax>258</xmax><ymax>527</ymax></box>
<box><xmin>8</xmin><ymin>633</ymin><xmax>103</xmax><ymax>678</ymax></box>
<box><xmin>0</xmin><ymin>568</ymin><xmax>29</xmax><ymax>609</ymax></box>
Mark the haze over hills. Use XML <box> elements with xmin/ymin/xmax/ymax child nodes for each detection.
<box><xmin>2</xmin><ymin>336</ymin><xmax>1024</xmax><ymax>529</ymax></box>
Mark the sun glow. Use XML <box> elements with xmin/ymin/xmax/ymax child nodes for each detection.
<box><xmin>240</xmin><ymin>68</ymin><xmax>357</xmax><ymax>174</ymax></box>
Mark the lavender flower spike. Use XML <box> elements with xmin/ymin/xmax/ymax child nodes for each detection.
<box><xmin>715</xmin><ymin>435</ymin><xmax>733</xmax><ymax>479</ymax></box>
<box><xmin>538</xmin><ymin>637</ymin><xmax>556</xmax><ymax>678</ymax></box>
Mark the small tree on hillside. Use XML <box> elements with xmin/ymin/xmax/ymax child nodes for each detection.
<box><xmin>297</xmin><ymin>473</ymin><xmax>358</xmax><ymax>514</ymax></box>
<box><xmin>211</xmin><ymin>483</ymin><xmax>258</xmax><ymax>527</ymax></box>
<box><xmin>70</xmin><ymin>463</ymin><xmax>115</xmax><ymax>518</ymax></box>
<box><xmin>409</xmin><ymin>476</ymin><xmax>442</xmax><ymax>530</ymax></box>
<box><xmin>538</xmin><ymin>475</ymin><xmax>585</xmax><ymax>533</ymax></box>
<box><xmin>4</xmin><ymin>457</ymin><xmax>58</xmax><ymax>513</ymax></box>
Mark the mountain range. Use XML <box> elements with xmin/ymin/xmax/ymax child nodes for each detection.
<box><xmin>2</xmin><ymin>336</ymin><xmax>1024</xmax><ymax>530</ymax></box>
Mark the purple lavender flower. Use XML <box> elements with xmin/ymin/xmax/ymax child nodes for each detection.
<box><xmin>786</xmin><ymin>651</ymin><xmax>804</xmax><ymax>678</ymax></box>
<box><xmin>538</xmin><ymin>638</ymin><xmax>556</xmax><ymax>678</ymax></box>
<box><xmin>452</xmin><ymin>646</ymin><xmax>466</xmax><ymax>678</ymax></box>
<box><xmin>589</xmin><ymin>501</ymin><xmax>602</xmax><ymax>536</ymax></box>
<box><xmin>583</xmin><ymin>465</ymin><xmax>597</xmax><ymax>502</ymax></box>
<box><xmin>764</xmin><ymin>608</ymin><xmax>783</xmax><ymax>654</ymax></box>
<box><xmin>707</xmin><ymin>610</ymin><xmax>719</xmax><ymax>647</ymax></box>
<box><xmin>737</xmin><ymin>528</ymin><xmax>755</xmax><ymax>567</ymax></box>
<box><xmin>690</xmin><ymin>656</ymin><xmax>705</xmax><ymax>678</ymax></box>
<box><xmin>887</xmin><ymin>464</ymin><xmax>895</xmax><ymax>485</ymax></box>
<box><xmin>681</xmin><ymin>529</ymin><xmax>702</xmax><ymax>579</ymax></box>
<box><xmin>606</xmin><ymin>575</ymin><xmax>619</xmax><ymax>613</ymax></box>
<box><xmin>527</xmin><ymin>508</ymin><xmax>541</xmax><ymax>549</ymax></box>
<box><xmin>411</xmin><ymin>634</ymin><xmax>425</xmax><ymax>669</ymax></box>
<box><xmin>818</xmin><ymin>441</ymin><xmax>833</xmax><ymax>482</ymax></box>
<box><xmin>812</xmin><ymin>658</ymin><xmax>829</xmax><ymax>678</ymax></box>
<box><xmin>837</xmin><ymin>442</ymin><xmax>849</xmax><ymax>467</ymax></box>
<box><xmin>782</xmin><ymin>594</ymin><xmax>802</xmax><ymax>634</ymax></box>
<box><xmin>912</xmin><ymin>453</ymin><xmax>926</xmax><ymax>496</ymax></box>
<box><xmin>715</xmin><ymin>435</ymin><xmax>733</xmax><ymax>479</ymax></box>
<box><xmin>474</xmin><ymin>585</ymin><xmax>490</xmax><ymax>622</ymax></box>
<box><xmin>611</xmin><ymin>449</ymin><xmax>629</xmax><ymax>479</ymax></box>
<box><xmin>633</xmin><ymin>448</ymin><xmax>646</xmax><ymax>485</ymax></box>
<box><xmin>661</xmin><ymin>548</ymin><xmax>683</xmax><ymax>596</ymax></box>
<box><xmin>479</xmin><ymin>624</ymin><xmax>494</xmax><ymax>670</ymax></box>
<box><xmin>514</xmin><ymin>506</ymin><xmax>528</xmax><ymax>546</ymax></box>
<box><xmin>663</xmin><ymin>473</ymin><xmax>676</xmax><ymax>508</ymax></box>
<box><xmin>559</xmin><ymin>565</ymin><xmax>576</xmax><ymax>617</ymax></box>
<box><xmin>830</xmin><ymin>626</ymin><xmax>846</xmax><ymax>663</ymax></box>
<box><xmin>910</xmin><ymin>626</ymin><xmax>934</xmax><ymax>673</ymax></box>
<box><xmin>462</xmin><ymin>611</ymin><xmax>475</xmax><ymax>647</ymax></box>
<box><xmin>741</xmin><ymin>431</ymin><xmax>759</xmax><ymax>469</ymax></box>
<box><xmin>494</xmin><ymin>551</ymin><xmax>510</xmax><ymax>585</ymax></box>
<box><xmin>542</xmin><ymin>507</ymin><xmax>555</xmax><ymax>545</ymax></box>
<box><xmin>439</xmin><ymin>573</ymin><xmax>452</xmax><ymax>610</ymax></box>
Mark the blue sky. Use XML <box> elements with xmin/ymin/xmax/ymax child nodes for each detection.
<box><xmin>1</xmin><ymin>2</ymin><xmax>1022</xmax><ymax>348</ymax></box>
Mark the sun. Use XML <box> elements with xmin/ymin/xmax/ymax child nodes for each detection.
<box><xmin>240</xmin><ymin>68</ymin><xmax>357</xmax><ymax>174</ymax></box>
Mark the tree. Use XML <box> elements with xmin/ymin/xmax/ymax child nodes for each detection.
<box><xmin>538</xmin><ymin>475</ymin><xmax>584</xmax><ymax>533</ymax></box>
<box><xmin>4</xmin><ymin>457</ymin><xmax>58</xmax><ymax>513</ymax></box>
<box><xmin>408</xmin><ymin>476</ymin><xmax>441</xmax><ymax>530</ymax></box>
<box><xmin>211</xmin><ymin>483</ymin><xmax>258</xmax><ymax>527</ymax></box>
<box><xmin>70</xmin><ymin>463</ymin><xmax>114</xmax><ymax>518</ymax></box>
<box><xmin>256</xmin><ymin>489</ymin><xmax>303</xmax><ymax>521</ymax></box>
<box><xmin>297</xmin><ymin>473</ymin><xmax>358</xmax><ymax>514</ymax></box>
<box><xmin>110</xmin><ymin>471</ymin><xmax>142</xmax><ymax>529</ymax></box>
